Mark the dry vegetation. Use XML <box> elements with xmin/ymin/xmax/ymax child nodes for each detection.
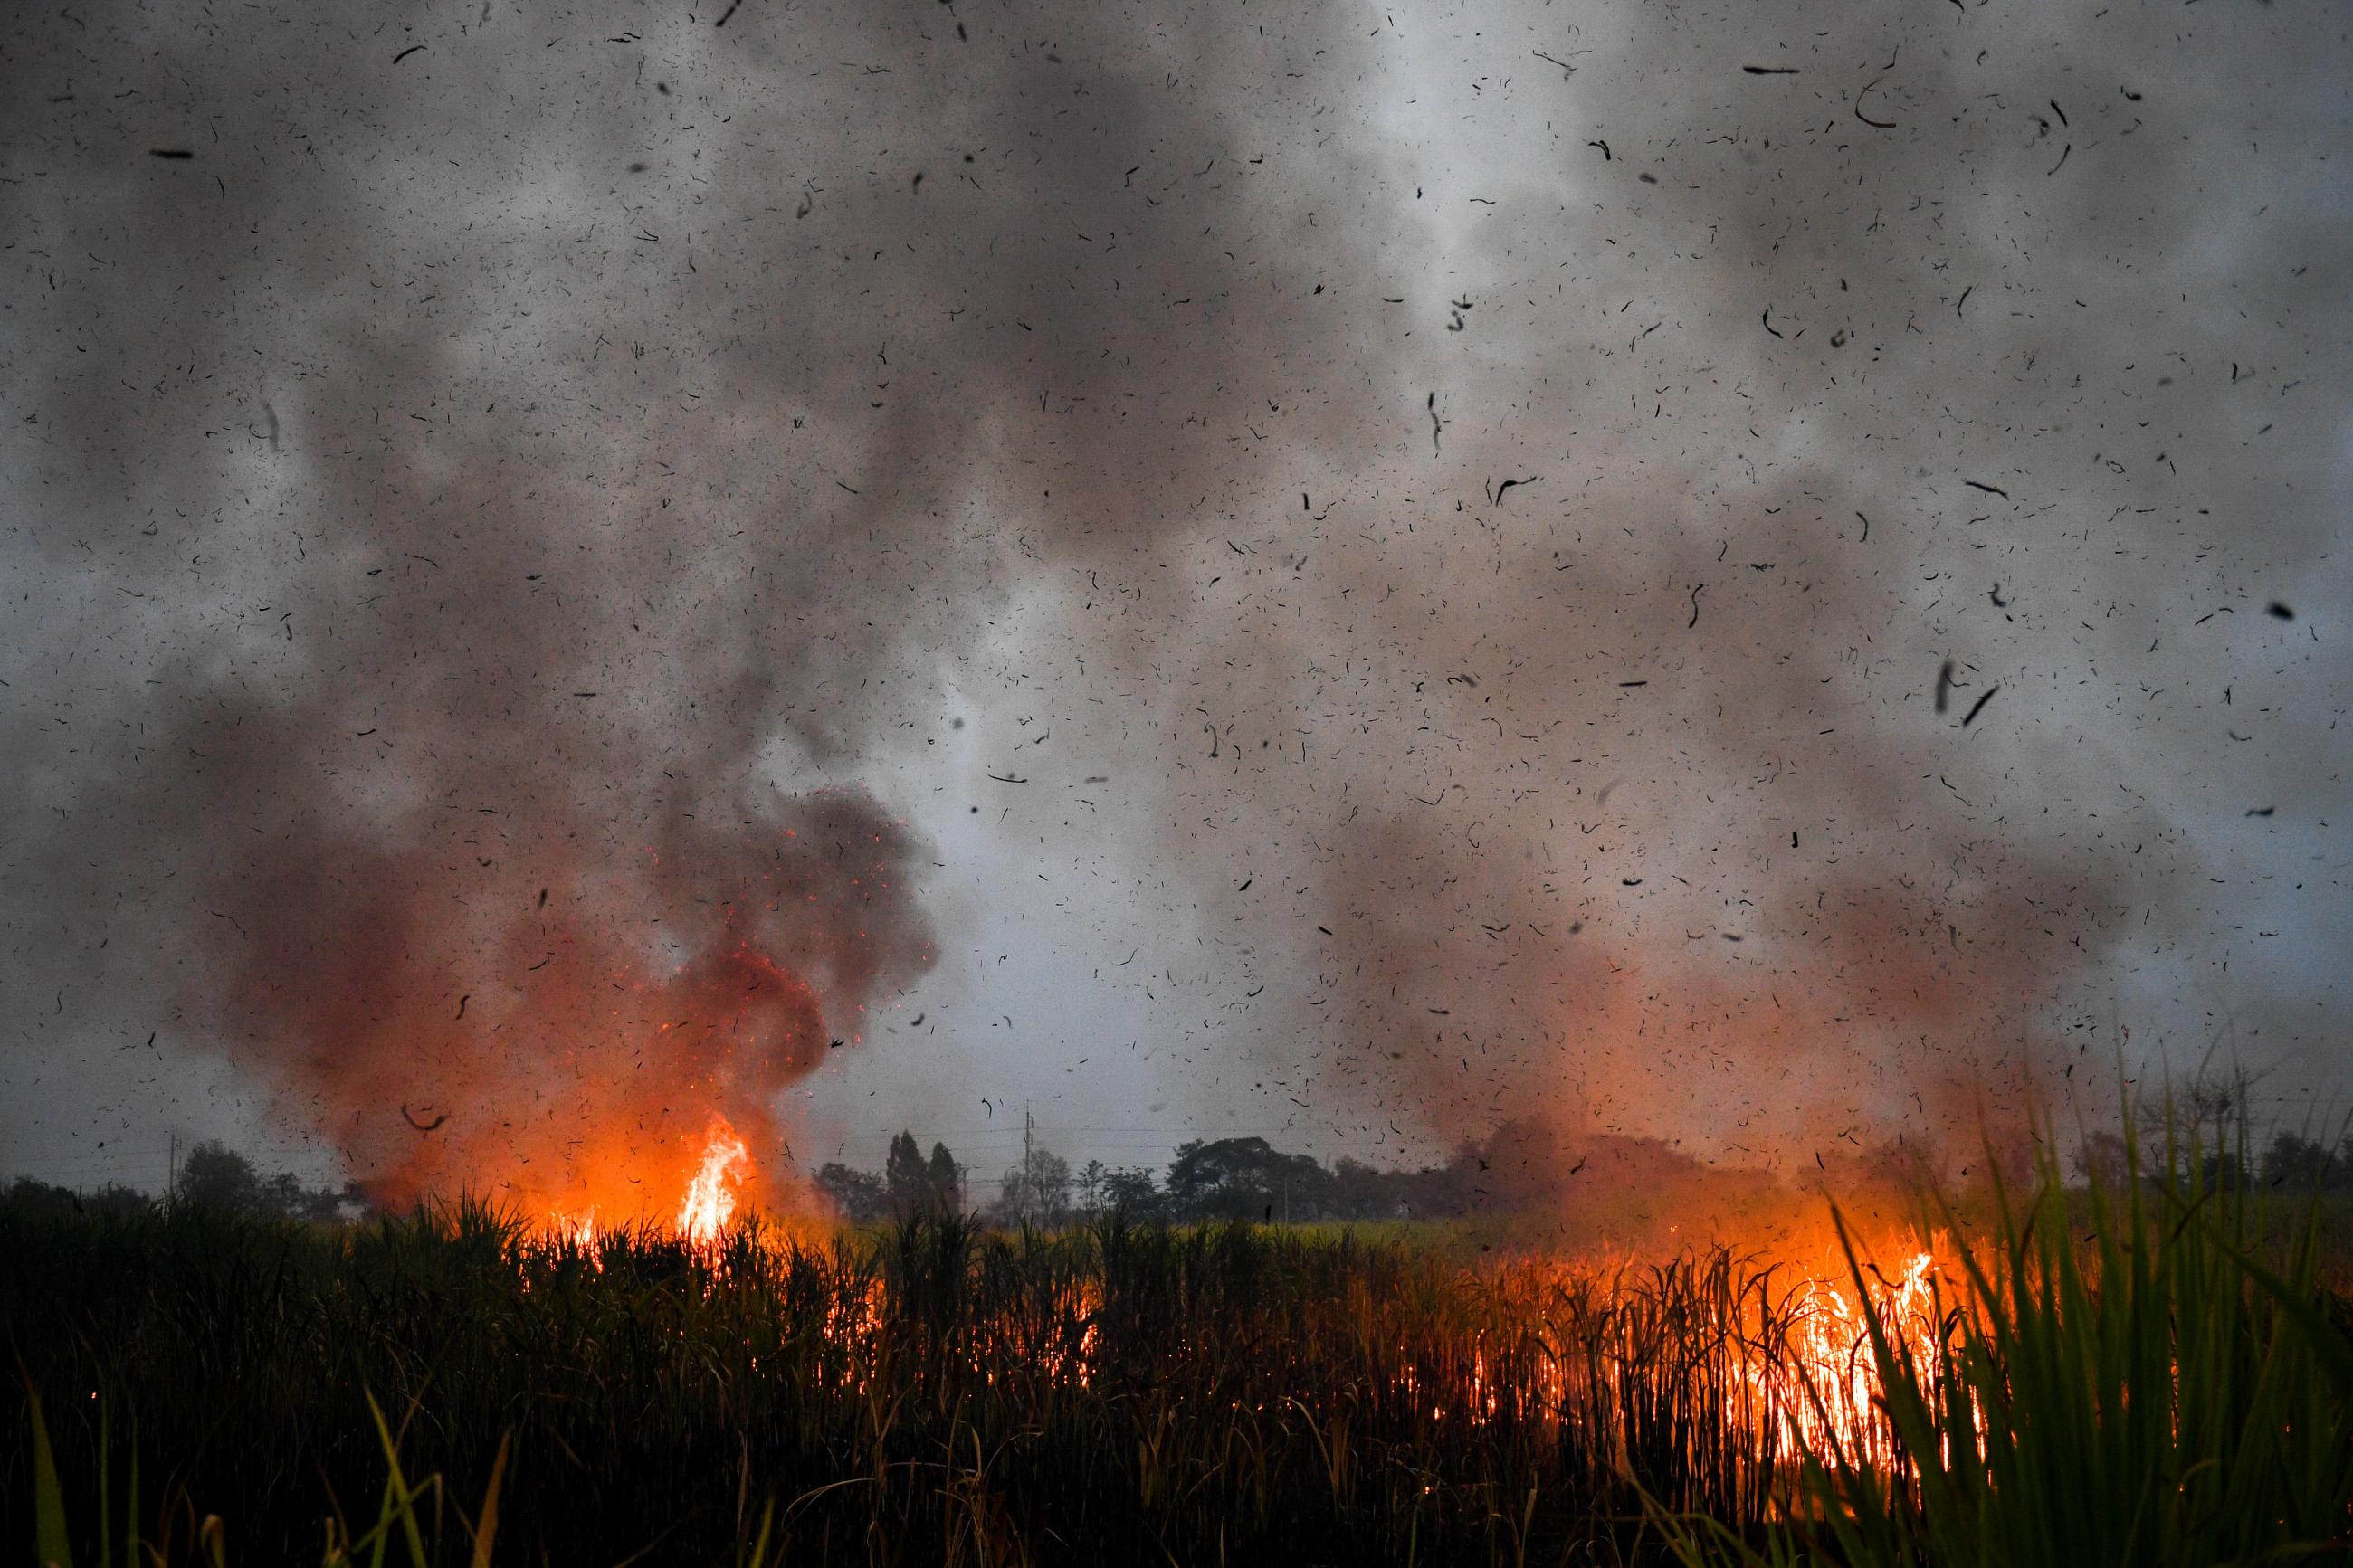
<box><xmin>7</xmin><ymin>1136</ymin><xmax>2349</xmax><ymax>1566</ymax></box>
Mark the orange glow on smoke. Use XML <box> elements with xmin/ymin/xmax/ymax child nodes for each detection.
<box><xmin>205</xmin><ymin>794</ymin><xmax>932</xmax><ymax>1240</ymax></box>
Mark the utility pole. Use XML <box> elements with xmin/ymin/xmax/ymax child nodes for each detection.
<box><xmin>167</xmin><ymin>1132</ymin><xmax>178</xmax><ymax>1209</ymax></box>
<box><xmin>1022</xmin><ymin>1103</ymin><xmax>1034</xmax><ymax>1223</ymax></box>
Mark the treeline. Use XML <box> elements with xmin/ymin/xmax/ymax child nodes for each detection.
<box><xmin>815</xmin><ymin>1125</ymin><xmax>1715</xmax><ymax>1227</ymax></box>
<box><xmin>2077</xmin><ymin>1127</ymin><xmax>2353</xmax><ymax>1195</ymax></box>
<box><xmin>817</xmin><ymin>1121</ymin><xmax>2353</xmax><ymax>1230</ymax></box>
<box><xmin>13</xmin><ymin>1122</ymin><xmax>2345</xmax><ymax>1231</ymax></box>
<box><xmin>5</xmin><ymin>1141</ymin><xmax>359</xmax><ymax>1221</ymax></box>
<box><xmin>814</xmin><ymin>1130</ymin><xmax>1490</xmax><ymax>1226</ymax></box>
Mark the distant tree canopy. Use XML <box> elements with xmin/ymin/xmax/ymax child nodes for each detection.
<box><xmin>927</xmin><ymin>1142</ymin><xmax>964</xmax><ymax>1212</ymax></box>
<box><xmin>2070</xmin><ymin>1126</ymin><xmax>2351</xmax><ymax>1196</ymax></box>
<box><xmin>996</xmin><ymin>1145</ymin><xmax>1072</xmax><ymax>1228</ymax></box>
<box><xmin>812</xmin><ymin>1131</ymin><xmax>1476</xmax><ymax>1226</ymax></box>
<box><xmin>807</xmin><ymin>1112</ymin><xmax>2262</xmax><ymax>1235</ymax></box>
<box><xmin>3</xmin><ymin>1175</ymin><xmax>153</xmax><ymax>1219</ymax></box>
<box><xmin>1098</xmin><ymin>1166</ymin><xmax>1167</xmax><ymax>1221</ymax></box>
<box><xmin>814</xmin><ymin>1162</ymin><xmax>888</xmax><ymax>1223</ymax></box>
<box><xmin>24</xmin><ymin>1109</ymin><xmax>2333</xmax><ymax>1236</ymax></box>
<box><xmin>0</xmin><ymin>1145</ymin><xmax>356</xmax><ymax>1222</ymax></box>
<box><xmin>877</xmin><ymin>1131</ymin><xmax>964</xmax><ymax>1221</ymax></box>
<box><xmin>176</xmin><ymin>1141</ymin><xmax>357</xmax><ymax>1221</ymax></box>
<box><xmin>1165</xmin><ymin>1137</ymin><xmax>1328</xmax><ymax>1221</ymax></box>
<box><xmin>2260</xmin><ymin>1131</ymin><xmax>2349</xmax><ymax>1193</ymax></box>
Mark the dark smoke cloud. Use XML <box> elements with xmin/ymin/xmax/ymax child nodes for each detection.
<box><xmin>3</xmin><ymin>0</ymin><xmax>2346</xmax><ymax>1195</ymax></box>
<box><xmin>1009</xmin><ymin>0</ymin><xmax>2350</xmax><ymax>1166</ymax></box>
<box><xmin>0</xmin><ymin>0</ymin><xmax>1410</xmax><ymax>1195</ymax></box>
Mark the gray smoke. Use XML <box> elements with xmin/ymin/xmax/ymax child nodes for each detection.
<box><xmin>3</xmin><ymin>0</ymin><xmax>2346</xmax><ymax>1192</ymax></box>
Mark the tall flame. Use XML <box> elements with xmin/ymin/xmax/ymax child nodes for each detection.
<box><xmin>1754</xmin><ymin>1249</ymin><xmax>1945</xmax><ymax>1467</ymax></box>
<box><xmin>676</xmin><ymin>1117</ymin><xmax>751</xmax><ymax>1249</ymax></box>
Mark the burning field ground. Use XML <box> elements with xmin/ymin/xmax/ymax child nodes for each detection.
<box><xmin>8</xmin><ymin>1127</ymin><xmax>2353</xmax><ymax>1565</ymax></box>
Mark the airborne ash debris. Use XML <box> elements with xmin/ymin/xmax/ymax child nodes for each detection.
<box><xmin>0</xmin><ymin>0</ymin><xmax>2346</xmax><ymax>1190</ymax></box>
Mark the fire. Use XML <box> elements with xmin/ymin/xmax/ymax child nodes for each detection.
<box><xmin>509</xmin><ymin>1183</ymin><xmax>1958</xmax><ymax>1502</ymax></box>
<box><xmin>1751</xmin><ymin>1248</ymin><xmax>1946</xmax><ymax>1468</ymax></box>
<box><xmin>677</xmin><ymin>1117</ymin><xmax>752</xmax><ymax>1248</ymax></box>
<box><xmin>561</xmin><ymin>1209</ymin><xmax>600</xmax><ymax>1254</ymax></box>
<box><xmin>539</xmin><ymin>1117</ymin><xmax>755</xmax><ymax>1255</ymax></box>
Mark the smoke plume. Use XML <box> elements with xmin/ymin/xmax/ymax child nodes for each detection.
<box><xmin>2</xmin><ymin>0</ymin><xmax>2344</xmax><ymax>1198</ymax></box>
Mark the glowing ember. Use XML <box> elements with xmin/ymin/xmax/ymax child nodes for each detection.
<box><xmin>676</xmin><ymin>1117</ymin><xmax>752</xmax><ymax>1248</ymax></box>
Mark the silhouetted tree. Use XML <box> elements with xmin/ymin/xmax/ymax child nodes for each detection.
<box><xmin>2259</xmin><ymin>1131</ymin><xmax>2345</xmax><ymax>1193</ymax></box>
<box><xmin>1327</xmin><ymin>1155</ymin><xmax>1416</xmax><ymax>1220</ymax></box>
<box><xmin>996</xmin><ymin>1145</ymin><xmax>1072</xmax><ymax>1227</ymax></box>
<box><xmin>814</xmin><ymin>1162</ymin><xmax>889</xmax><ymax>1222</ymax></box>
<box><xmin>1165</xmin><ymin>1137</ymin><xmax>1327</xmax><ymax>1221</ymax></box>
<box><xmin>884</xmin><ymin>1131</ymin><xmax>930</xmax><ymax>1219</ymax></box>
<box><xmin>4</xmin><ymin>1176</ymin><xmax>155</xmax><ymax>1218</ymax></box>
<box><xmin>927</xmin><ymin>1142</ymin><xmax>965</xmax><ymax>1213</ymax></box>
<box><xmin>1099</xmin><ymin>1166</ymin><xmax>1167</xmax><ymax>1221</ymax></box>
<box><xmin>176</xmin><ymin>1141</ymin><xmax>264</xmax><ymax>1214</ymax></box>
<box><xmin>2198</xmin><ymin>1148</ymin><xmax>2251</xmax><ymax>1193</ymax></box>
<box><xmin>174</xmin><ymin>1141</ymin><xmax>350</xmax><ymax>1220</ymax></box>
<box><xmin>878</xmin><ymin>1131</ymin><xmax>965</xmax><ymax>1218</ymax></box>
<box><xmin>2139</xmin><ymin>1064</ymin><xmax>2263</xmax><ymax>1159</ymax></box>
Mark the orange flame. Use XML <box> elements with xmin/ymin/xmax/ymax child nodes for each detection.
<box><xmin>676</xmin><ymin>1117</ymin><xmax>751</xmax><ymax>1249</ymax></box>
<box><xmin>539</xmin><ymin>1117</ymin><xmax>756</xmax><ymax>1257</ymax></box>
<box><xmin>1678</xmin><ymin>1240</ymin><xmax>1973</xmax><ymax>1486</ymax></box>
<box><xmin>1753</xmin><ymin>1249</ymin><xmax>1944</xmax><ymax>1467</ymax></box>
<box><xmin>561</xmin><ymin>1209</ymin><xmax>600</xmax><ymax>1255</ymax></box>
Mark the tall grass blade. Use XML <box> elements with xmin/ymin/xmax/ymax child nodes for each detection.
<box><xmin>25</xmin><ymin>1382</ymin><xmax>75</xmax><ymax>1568</ymax></box>
<box><xmin>467</xmin><ymin>1430</ymin><xmax>510</xmax><ymax>1568</ymax></box>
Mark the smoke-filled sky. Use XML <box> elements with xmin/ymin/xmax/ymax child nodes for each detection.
<box><xmin>3</xmin><ymin>0</ymin><xmax>2347</xmax><ymax>1202</ymax></box>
